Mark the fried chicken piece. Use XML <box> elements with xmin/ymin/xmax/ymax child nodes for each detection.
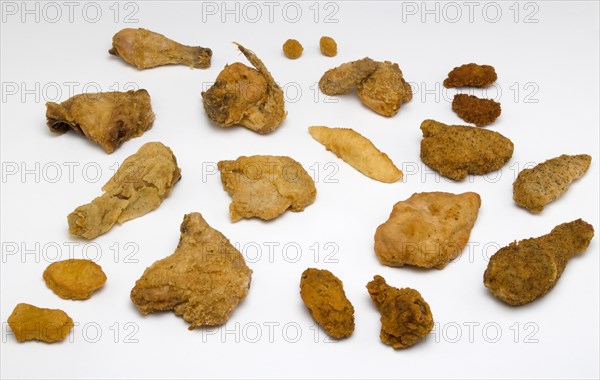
<box><xmin>367</xmin><ymin>275</ymin><xmax>433</xmax><ymax>349</ymax></box>
<box><xmin>443</xmin><ymin>63</ymin><xmax>497</xmax><ymax>88</ymax></box>
<box><xmin>420</xmin><ymin>119</ymin><xmax>514</xmax><ymax>180</ymax></box>
<box><xmin>283</xmin><ymin>39</ymin><xmax>303</xmax><ymax>59</ymax></box>
<box><xmin>300</xmin><ymin>268</ymin><xmax>355</xmax><ymax>339</ymax></box>
<box><xmin>109</xmin><ymin>28</ymin><xmax>212</xmax><ymax>69</ymax></box>
<box><xmin>513</xmin><ymin>154</ymin><xmax>592</xmax><ymax>213</ymax></box>
<box><xmin>217</xmin><ymin>155</ymin><xmax>316</xmax><ymax>221</ymax></box>
<box><xmin>202</xmin><ymin>43</ymin><xmax>285</xmax><ymax>134</ymax></box>
<box><xmin>7</xmin><ymin>303</ymin><xmax>74</xmax><ymax>343</ymax></box>
<box><xmin>43</xmin><ymin>259</ymin><xmax>107</xmax><ymax>300</ymax></box>
<box><xmin>484</xmin><ymin>219</ymin><xmax>594</xmax><ymax>306</ymax></box>
<box><xmin>309</xmin><ymin>126</ymin><xmax>402</xmax><ymax>183</ymax></box>
<box><xmin>357</xmin><ymin>61</ymin><xmax>413</xmax><ymax>117</ymax></box>
<box><xmin>375</xmin><ymin>192</ymin><xmax>481</xmax><ymax>269</ymax></box>
<box><xmin>452</xmin><ymin>94</ymin><xmax>501</xmax><ymax>127</ymax></box>
<box><xmin>46</xmin><ymin>90</ymin><xmax>154</xmax><ymax>153</ymax></box>
<box><xmin>319</xmin><ymin>36</ymin><xmax>337</xmax><ymax>57</ymax></box>
<box><xmin>319</xmin><ymin>57</ymin><xmax>378</xmax><ymax>96</ymax></box>
<box><xmin>130</xmin><ymin>213</ymin><xmax>252</xmax><ymax>328</ymax></box>
<box><xmin>68</xmin><ymin>142</ymin><xmax>181</xmax><ymax>239</ymax></box>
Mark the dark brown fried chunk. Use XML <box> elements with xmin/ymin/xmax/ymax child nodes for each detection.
<box><xmin>300</xmin><ymin>268</ymin><xmax>355</xmax><ymax>339</ymax></box>
<box><xmin>452</xmin><ymin>94</ymin><xmax>501</xmax><ymax>127</ymax></box>
<box><xmin>367</xmin><ymin>276</ymin><xmax>433</xmax><ymax>349</ymax></box>
<box><xmin>8</xmin><ymin>303</ymin><xmax>74</xmax><ymax>343</ymax></box>
<box><xmin>130</xmin><ymin>213</ymin><xmax>252</xmax><ymax>328</ymax></box>
<box><xmin>357</xmin><ymin>61</ymin><xmax>413</xmax><ymax>117</ymax></box>
<box><xmin>46</xmin><ymin>90</ymin><xmax>154</xmax><ymax>153</ymax></box>
<box><xmin>109</xmin><ymin>28</ymin><xmax>212</xmax><ymax>69</ymax></box>
<box><xmin>319</xmin><ymin>57</ymin><xmax>378</xmax><ymax>96</ymax></box>
<box><xmin>283</xmin><ymin>39</ymin><xmax>303</xmax><ymax>59</ymax></box>
<box><xmin>443</xmin><ymin>63</ymin><xmax>497</xmax><ymax>88</ymax></box>
<box><xmin>484</xmin><ymin>219</ymin><xmax>594</xmax><ymax>306</ymax></box>
<box><xmin>43</xmin><ymin>259</ymin><xmax>107</xmax><ymax>300</ymax></box>
<box><xmin>420</xmin><ymin>119</ymin><xmax>514</xmax><ymax>180</ymax></box>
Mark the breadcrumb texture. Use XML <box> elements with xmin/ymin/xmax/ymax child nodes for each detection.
<box><xmin>452</xmin><ymin>94</ymin><xmax>501</xmax><ymax>127</ymax></box>
<box><xmin>443</xmin><ymin>63</ymin><xmax>497</xmax><ymax>88</ymax></box>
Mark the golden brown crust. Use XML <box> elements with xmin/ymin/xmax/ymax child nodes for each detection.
<box><xmin>319</xmin><ymin>58</ymin><xmax>378</xmax><ymax>96</ymax></box>
<box><xmin>43</xmin><ymin>259</ymin><xmax>107</xmax><ymax>300</ymax></box>
<box><xmin>452</xmin><ymin>94</ymin><xmax>501</xmax><ymax>127</ymax></box>
<box><xmin>300</xmin><ymin>268</ymin><xmax>355</xmax><ymax>339</ymax></box>
<box><xmin>443</xmin><ymin>63</ymin><xmax>497</xmax><ymax>88</ymax></box>
<box><xmin>8</xmin><ymin>303</ymin><xmax>73</xmax><ymax>343</ymax></box>
<box><xmin>319</xmin><ymin>36</ymin><xmax>337</xmax><ymax>57</ymax></box>
<box><xmin>357</xmin><ymin>61</ymin><xmax>412</xmax><ymax>117</ymax></box>
<box><xmin>283</xmin><ymin>39</ymin><xmax>303</xmax><ymax>59</ymax></box>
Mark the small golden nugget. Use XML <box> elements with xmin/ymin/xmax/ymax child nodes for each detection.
<box><xmin>8</xmin><ymin>303</ymin><xmax>74</xmax><ymax>343</ymax></box>
<box><xmin>282</xmin><ymin>39</ymin><xmax>303</xmax><ymax>59</ymax></box>
<box><xmin>43</xmin><ymin>259</ymin><xmax>107</xmax><ymax>300</ymax></box>
<box><xmin>109</xmin><ymin>28</ymin><xmax>212</xmax><ymax>69</ymax></box>
<box><xmin>68</xmin><ymin>142</ymin><xmax>181</xmax><ymax>239</ymax></box>
<box><xmin>319</xmin><ymin>36</ymin><xmax>337</xmax><ymax>57</ymax></box>
<box><xmin>513</xmin><ymin>154</ymin><xmax>591</xmax><ymax>212</ymax></box>
<box><xmin>367</xmin><ymin>276</ymin><xmax>434</xmax><ymax>349</ymax></box>
<box><xmin>300</xmin><ymin>268</ymin><xmax>355</xmax><ymax>339</ymax></box>
<box><xmin>46</xmin><ymin>90</ymin><xmax>154</xmax><ymax>153</ymax></box>
<box><xmin>309</xmin><ymin>126</ymin><xmax>402</xmax><ymax>183</ymax></box>
<box><xmin>484</xmin><ymin>219</ymin><xmax>594</xmax><ymax>306</ymax></box>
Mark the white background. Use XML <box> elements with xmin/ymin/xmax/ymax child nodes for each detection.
<box><xmin>1</xmin><ymin>1</ymin><xmax>599</xmax><ymax>379</ymax></box>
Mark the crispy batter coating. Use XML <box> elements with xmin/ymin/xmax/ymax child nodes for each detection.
<box><xmin>319</xmin><ymin>36</ymin><xmax>337</xmax><ymax>57</ymax></box>
<box><xmin>357</xmin><ymin>61</ymin><xmax>413</xmax><ymax>117</ymax></box>
<box><xmin>513</xmin><ymin>154</ymin><xmax>592</xmax><ymax>213</ymax></box>
<box><xmin>202</xmin><ymin>43</ymin><xmax>286</xmax><ymax>134</ymax></box>
<box><xmin>68</xmin><ymin>142</ymin><xmax>181</xmax><ymax>239</ymax></box>
<box><xmin>109</xmin><ymin>28</ymin><xmax>212</xmax><ymax>69</ymax></box>
<box><xmin>130</xmin><ymin>213</ymin><xmax>252</xmax><ymax>328</ymax></box>
<box><xmin>420</xmin><ymin>119</ymin><xmax>514</xmax><ymax>180</ymax></box>
<box><xmin>8</xmin><ymin>303</ymin><xmax>73</xmax><ymax>343</ymax></box>
<box><xmin>443</xmin><ymin>63</ymin><xmax>497</xmax><ymax>88</ymax></box>
<box><xmin>367</xmin><ymin>275</ymin><xmax>433</xmax><ymax>349</ymax></box>
<box><xmin>218</xmin><ymin>155</ymin><xmax>316</xmax><ymax>221</ymax></box>
<box><xmin>283</xmin><ymin>39</ymin><xmax>303</xmax><ymax>59</ymax></box>
<box><xmin>46</xmin><ymin>90</ymin><xmax>154</xmax><ymax>153</ymax></box>
<box><xmin>309</xmin><ymin>126</ymin><xmax>402</xmax><ymax>183</ymax></box>
<box><xmin>484</xmin><ymin>219</ymin><xmax>594</xmax><ymax>306</ymax></box>
<box><xmin>452</xmin><ymin>94</ymin><xmax>501</xmax><ymax>127</ymax></box>
<box><xmin>43</xmin><ymin>259</ymin><xmax>107</xmax><ymax>300</ymax></box>
<box><xmin>300</xmin><ymin>268</ymin><xmax>355</xmax><ymax>339</ymax></box>
<box><xmin>319</xmin><ymin>57</ymin><xmax>378</xmax><ymax>96</ymax></box>
<box><xmin>375</xmin><ymin>192</ymin><xmax>481</xmax><ymax>269</ymax></box>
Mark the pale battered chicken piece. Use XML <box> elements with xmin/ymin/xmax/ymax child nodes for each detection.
<box><xmin>202</xmin><ymin>43</ymin><xmax>286</xmax><ymax>134</ymax></box>
<box><xmin>46</xmin><ymin>90</ymin><xmax>154</xmax><ymax>153</ymax></box>
<box><xmin>513</xmin><ymin>154</ymin><xmax>592</xmax><ymax>213</ymax></box>
<box><xmin>452</xmin><ymin>94</ymin><xmax>501</xmax><ymax>127</ymax></box>
<box><xmin>357</xmin><ymin>61</ymin><xmax>413</xmax><ymax>117</ymax></box>
<box><xmin>8</xmin><ymin>303</ymin><xmax>74</xmax><ymax>343</ymax></box>
<box><xmin>443</xmin><ymin>63</ymin><xmax>497</xmax><ymax>88</ymax></box>
<box><xmin>367</xmin><ymin>275</ymin><xmax>434</xmax><ymax>349</ymax></box>
<box><xmin>300</xmin><ymin>268</ymin><xmax>355</xmax><ymax>339</ymax></box>
<box><xmin>43</xmin><ymin>259</ymin><xmax>107</xmax><ymax>300</ymax></box>
<box><xmin>319</xmin><ymin>57</ymin><xmax>378</xmax><ymax>96</ymax></box>
<box><xmin>130</xmin><ymin>213</ymin><xmax>252</xmax><ymax>328</ymax></box>
<box><xmin>375</xmin><ymin>192</ymin><xmax>481</xmax><ymax>269</ymax></box>
<box><xmin>218</xmin><ymin>155</ymin><xmax>316</xmax><ymax>221</ymax></box>
<box><xmin>309</xmin><ymin>126</ymin><xmax>402</xmax><ymax>183</ymax></box>
<box><xmin>109</xmin><ymin>28</ymin><xmax>212</xmax><ymax>69</ymax></box>
<box><xmin>420</xmin><ymin>119</ymin><xmax>514</xmax><ymax>180</ymax></box>
<box><xmin>68</xmin><ymin>142</ymin><xmax>181</xmax><ymax>239</ymax></box>
<box><xmin>484</xmin><ymin>219</ymin><xmax>594</xmax><ymax>306</ymax></box>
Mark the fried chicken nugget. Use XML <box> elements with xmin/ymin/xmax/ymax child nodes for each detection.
<box><xmin>130</xmin><ymin>213</ymin><xmax>252</xmax><ymax>328</ymax></box>
<box><xmin>300</xmin><ymin>268</ymin><xmax>355</xmax><ymax>339</ymax></box>
<box><xmin>43</xmin><ymin>259</ymin><xmax>107</xmax><ymax>300</ymax></box>
<box><xmin>319</xmin><ymin>57</ymin><xmax>378</xmax><ymax>96</ymax></box>
<box><xmin>202</xmin><ymin>43</ymin><xmax>286</xmax><ymax>134</ymax></box>
<box><xmin>46</xmin><ymin>90</ymin><xmax>154</xmax><ymax>153</ymax></box>
<box><xmin>420</xmin><ymin>119</ymin><xmax>514</xmax><ymax>180</ymax></box>
<box><xmin>513</xmin><ymin>154</ymin><xmax>592</xmax><ymax>213</ymax></box>
<box><xmin>109</xmin><ymin>28</ymin><xmax>212</xmax><ymax>69</ymax></box>
<box><xmin>452</xmin><ymin>94</ymin><xmax>501</xmax><ymax>127</ymax></box>
<box><xmin>8</xmin><ymin>303</ymin><xmax>74</xmax><ymax>343</ymax></box>
<box><xmin>68</xmin><ymin>142</ymin><xmax>181</xmax><ymax>239</ymax></box>
<box><xmin>218</xmin><ymin>156</ymin><xmax>316</xmax><ymax>221</ymax></box>
<box><xmin>357</xmin><ymin>61</ymin><xmax>413</xmax><ymax>117</ymax></box>
<box><xmin>443</xmin><ymin>63</ymin><xmax>497</xmax><ymax>88</ymax></box>
<box><xmin>367</xmin><ymin>275</ymin><xmax>433</xmax><ymax>349</ymax></box>
<box><xmin>484</xmin><ymin>219</ymin><xmax>594</xmax><ymax>306</ymax></box>
<box><xmin>375</xmin><ymin>192</ymin><xmax>481</xmax><ymax>269</ymax></box>
<box><xmin>309</xmin><ymin>126</ymin><xmax>402</xmax><ymax>183</ymax></box>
